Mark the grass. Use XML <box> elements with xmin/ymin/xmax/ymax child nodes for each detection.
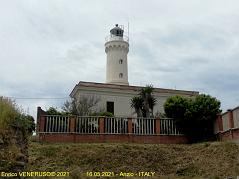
<box><xmin>27</xmin><ymin>141</ymin><xmax>239</xmax><ymax>179</ymax></box>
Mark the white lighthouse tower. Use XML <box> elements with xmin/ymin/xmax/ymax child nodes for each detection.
<box><xmin>105</xmin><ymin>24</ymin><xmax>129</xmax><ymax>85</ymax></box>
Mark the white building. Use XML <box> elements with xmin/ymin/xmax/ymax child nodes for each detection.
<box><xmin>70</xmin><ymin>24</ymin><xmax>199</xmax><ymax>117</ymax></box>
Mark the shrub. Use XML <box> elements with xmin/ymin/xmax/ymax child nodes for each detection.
<box><xmin>0</xmin><ymin>97</ymin><xmax>35</xmax><ymax>137</ymax></box>
<box><xmin>12</xmin><ymin>114</ymin><xmax>35</xmax><ymax>135</ymax></box>
<box><xmin>0</xmin><ymin>97</ymin><xmax>19</xmax><ymax>131</ymax></box>
<box><xmin>46</xmin><ymin>107</ymin><xmax>62</xmax><ymax>115</ymax></box>
<box><xmin>164</xmin><ymin>94</ymin><xmax>221</xmax><ymax>142</ymax></box>
<box><xmin>0</xmin><ymin>96</ymin><xmax>35</xmax><ymax>171</ymax></box>
<box><xmin>98</xmin><ymin>111</ymin><xmax>114</xmax><ymax>117</ymax></box>
<box><xmin>164</xmin><ymin>95</ymin><xmax>190</xmax><ymax>120</ymax></box>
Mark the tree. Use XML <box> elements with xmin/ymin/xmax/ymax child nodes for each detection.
<box><xmin>164</xmin><ymin>94</ymin><xmax>221</xmax><ymax>142</ymax></box>
<box><xmin>0</xmin><ymin>97</ymin><xmax>19</xmax><ymax>131</ymax></box>
<box><xmin>142</xmin><ymin>86</ymin><xmax>157</xmax><ymax>117</ymax></box>
<box><xmin>0</xmin><ymin>97</ymin><xmax>35</xmax><ymax>136</ymax></box>
<box><xmin>46</xmin><ymin>107</ymin><xmax>62</xmax><ymax>115</ymax></box>
<box><xmin>130</xmin><ymin>96</ymin><xmax>143</xmax><ymax>117</ymax></box>
<box><xmin>12</xmin><ymin>114</ymin><xmax>35</xmax><ymax>135</ymax></box>
<box><xmin>186</xmin><ymin>94</ymin><xmax>221</xmax><ymax>141</ymax></box>
<box><xmin>62</xmin><ymin>99</ymin><xmax>78</xmax><ymax>115</ymax></box>
<box><xmin>24</xmin><ymin>115</ymin><xmax>35</xmax><ymax>134</ymax></box>
<box><xmin>62</xmin><ymin>95</ymin><xmax>104</xmax><ymax>116</ymax></box>
<box><xmin>164</xmin><ymin>95</ymin><xmax>190</xmax><ymax>120</ymax></box>
<box><xmin>131</xmin><ymin>85</ymin><xmax>157</xmax><ymax>118</ymax></box>
<box><xmin>164</xmin><ymin>95</ymin><xmax>192</xmax><ymax>140</ymax></box>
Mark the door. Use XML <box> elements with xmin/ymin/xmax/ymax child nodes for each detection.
<box><xmin>107</xmin><ymin>101</ymin><xmax>114</xmax><ymax>115</ymax></box>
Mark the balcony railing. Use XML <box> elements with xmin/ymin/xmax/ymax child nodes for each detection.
<box><xmin>105</xmin><ymin>35</ymin><xmax>129</xmax><ymax>43</ymax></box>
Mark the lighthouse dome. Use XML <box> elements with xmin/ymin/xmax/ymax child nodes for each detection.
<box><xmin>110</xmin><ymin>24</ymin><xmax>124</xmax><ymax>37</ymax></box>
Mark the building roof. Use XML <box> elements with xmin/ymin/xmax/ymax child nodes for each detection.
<box><xmin>70</xmin><ymin>81</ymin><xmax>199</xmax><ymax>97</ymax></box>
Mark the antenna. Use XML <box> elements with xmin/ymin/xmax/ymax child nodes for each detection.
<box><xmin>128</xmin><ymin>22</ymin><xmax>129</xmax><ymax>42</ymax></box>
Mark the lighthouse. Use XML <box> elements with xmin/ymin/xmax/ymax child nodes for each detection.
<box><xmin>70</xmin><ymin>24</ymin><xmax>199</xmax><ymax>117</ymax></box>
<box><xmin>105</xmin><ymin>24</ymin><xmax>129</xmax><ymax>85</ymax></box>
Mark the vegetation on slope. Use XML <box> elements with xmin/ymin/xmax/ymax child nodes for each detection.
<box><xmin>27</xmin><ymin>142</ymin><xmax>239</xmax><ymax>179</ymax></box>
<box><xmin>164</xmin><ymin>94</ymin><xmax>221</xmax><ymax>142</ymax></box>
<box><xmin>0</xmin><ymin>97</ymin><xmax>35</xmax><ymax>171</ymax></box>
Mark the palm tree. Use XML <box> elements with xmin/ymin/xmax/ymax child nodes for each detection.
<box><xmin>149</xmin><ymin>95</ymin><xmax>157</xmax><ymax>117</ymax></box>
<box><xmin>130</xmin><ymin>96</ymin><xmax>143</xmax><ymax>117</ymax></box>
<box><xmin>140</xmin><ymin>85</ymin><xmax>156</xmax><ymax>118</ymax></box>
<box><xmin>131</xmin><ymin>85</ymin><xmax>157</xmax><ymax>118</ymax></box>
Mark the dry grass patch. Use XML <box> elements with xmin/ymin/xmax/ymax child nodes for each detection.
<box><xmin>27</xmin><ymin>141</ymin><xmax>239</xmax><ymax>179</ymax></box>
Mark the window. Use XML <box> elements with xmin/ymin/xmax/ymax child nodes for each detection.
<box><xmin>119</xmin><ymin>73</ymin><xmax>123</xmax><ymax>78</ymax></box>
<box><xmin>107</xmin><ymin>101</ymin><xmax>114</xmax><ymax>114</ymax></box>
<box><xmin>119</xmin><ymin>59</ymin><xmax>123</xmax><ymax>64</ymax></box>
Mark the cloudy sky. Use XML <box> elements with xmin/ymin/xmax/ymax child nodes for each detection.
<box><xmin>0</xmin><ymin>0</ymin><xmax>239</xmax><ymax>118</ymax></box>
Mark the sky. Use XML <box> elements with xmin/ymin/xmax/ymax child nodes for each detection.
<box><xmin>0</xmin><ymin>0</ymin><xmax>239</xmax><ymax>119</ymax></box>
